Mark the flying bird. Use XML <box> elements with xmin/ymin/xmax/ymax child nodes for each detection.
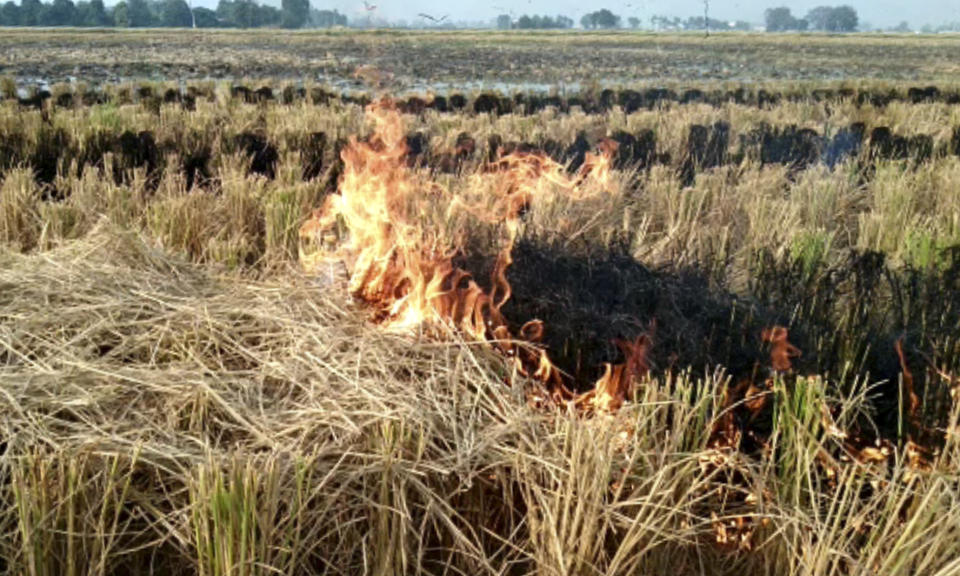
<box><xmin>418</xmin><ymin>13</ymin><xmax>449</xmax><ymax>23</ymax></box>
<box><xmin>363</xmin><ymin>1</ymin><xmax>377</xmax><ymax>11</ymax></box>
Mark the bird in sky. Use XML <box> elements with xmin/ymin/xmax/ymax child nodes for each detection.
<box><xmin>363</xmin><ymin>1</ymin><xmax>377</xmax><ymax>12</ymax></box>
<box><xmin>417</xmin><ymin>13</ymin><xmax>449</xmax><ymax>23</ymax></box>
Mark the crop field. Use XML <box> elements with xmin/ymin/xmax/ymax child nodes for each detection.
<box><xmin>3</xmin><ymin>30</ymin><xmax>960</xmax><ymax>576</ymax></box>
<box><xmin>4</xmin><ymin>29</ymin><xmax>960</xmax><ymax>88</ymax></box>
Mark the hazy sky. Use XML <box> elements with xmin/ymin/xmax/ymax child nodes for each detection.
<box><xmin>296</xmin><ymin>0</ymin><xmax>959</xmax><ymax>29</ymax></box>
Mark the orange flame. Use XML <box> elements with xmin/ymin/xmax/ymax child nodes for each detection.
<box><xmin>300</xmin><ymin>99</ymin><xmax>637</xmax><ymax>411</ymax></box>
<box><xmin>895</xmin><ymin>337</ymin><xmax>921</xmax><ymax>422</ymax></box>
<box><xmin>761</xmin><ymin>326</ymin><xmax>801</xmax><ymax>372</ymax></box>
<box><xmin>580</xmin><ymin>333</ymin><xmax>653</xmax><ymax>413</ymax></box>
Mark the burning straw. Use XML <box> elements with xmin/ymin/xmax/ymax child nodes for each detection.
<box><xmin>300</xmin><ymin>98</ymin><xmax>647</xmax><ymax>413</ymax></box>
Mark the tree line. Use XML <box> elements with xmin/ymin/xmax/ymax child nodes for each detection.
<box><xmin>0</xmin><ymin>2</ymin><xmax>864</xmax><ymax>31</ymax></box>
<box><xmin>0</xmin><ymin>0</ymin><xmax>347</xmax><ymax>28</ymax></box>
<box><xmin>495</xmin><ymin>11</ymin><xmax>752</xmax><ymax>31</ymax></box>
<box><xmin>495</xmin><ymin>14</ymin><xmax>573</xmax><ymax>30</ymax></box>
<box><xmin>764</xmin><ymin>5</ymin><xmax>858</xmax><ymax>32</ymax></box>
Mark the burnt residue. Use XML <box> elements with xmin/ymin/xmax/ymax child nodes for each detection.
<box><xmin>823</xmin><ymin>122</ymin><xmax>866</xmax><ymax>168</ymax></box>
<box><xmin>908</xmin><ymin>86</ymin><xmax>939</xmax><ymax>104</ymax></box>
<box><xmin>15</xmin><ymin>84</ymin><xmax>960</xmax><ymax>115</ymax></box>
<box><xmin>474</xmin><ymin>92</ymin><xmax>510</xmax><ymax>115</ymax></box>
<box><xmin>32</xmin><ymin>125</ymin><xmax>71</xmax><ymax>193</ymax></box>
<box><xmin>404</xmin><ymin>131</ymin><xmax>430</xmax><ymax>168</ymax></box>
<box><xmin>398</xmin><ymin>96</ymin><xmax>428</xmax><ymax>115</ymax></box>
<box><xmin>435</xmin><ymin>132</ymin><xmax>476</xmax><ymax>173</ymax></box>
<box><xmin>448</xmin><ymin>94</ymin><xmax>468</xmax><ymax>110</ymax></box>
<box><xmin>564</xmin><ymin>132</ymin><xmax>592</xmax><ymax>173</ymax></box>
<box><xmin>483</xmin><ymin>238</ymin><xmax>767</xmax><ymax>391</ymax></box>
<box><xmin>681</xmin><ymin>122</ymin><xmax>729</xmax><ymax>186</ymax></box>
<box><xmin>233</xmin><ymin>133</ymin><xmax>278</xmax><ymax>179</ymax></box>
<box><xmin>182</xmin><ymin>144</ymin><xmax>212</xmax><ymax>190</ymax></box>
<box><xmin>741</xmin><ymin>124</ymin><xmax>822</xmax><ymax>171</ymax></box>
<box><xmin>17</xmin><ymin>89</ymin><xmax>51</xmax><ymax>111</ymax></box>
<box><xmin>302</xmin><ymin>131</ymin><xmax>328</xmax><ymax>181</ymax></box>
<box><xmin>114</xmin><ymin>130</ymin><xmax>159</xmax><ymax>184</ymax></box>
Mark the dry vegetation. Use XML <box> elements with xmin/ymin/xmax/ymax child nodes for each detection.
<box><xmin>2</xmin><ymin>46</ymin><xmax>960</xmax><ymax>575</ymax></box>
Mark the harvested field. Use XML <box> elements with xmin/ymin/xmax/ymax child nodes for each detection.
<box><xmin>3</xmin><ymin>29</ymin><xmax>960</xmax><ymax>89</ymax></box>
<box><xmin>3</xmin><ymin>30</ymin><xmax>960</xmax><ymax>576</ymax></box>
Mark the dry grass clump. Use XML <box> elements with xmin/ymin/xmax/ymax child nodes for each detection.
<box><xmin>2</xmin><ymin>225</ymin><xmax>960</xmax><ymax>575</ymax></box>
<box><xmin>0</xmin><ymin>225</ymin><xmax>699</xmax><ymax>574</ymax></box>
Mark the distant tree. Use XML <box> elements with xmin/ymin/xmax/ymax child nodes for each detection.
<box><xmin>126</xmin><ymin>0</ymin><xmax>153</xmax><ymax>26</ymax></box>
<box><xmin>234</xmin><ymin>0</ymin><xmax>254</xmax><ymax>27</ymax></box>
<box><xmin>892</xmin><ymin>20</ymin><xmax>910</xmax><ymax>32</ymax></box>
<box><xmin>765</xmin><ymin>7</ymin><xmax>790</xmax><ymax>30</ymax></box>
<box><xmin>280</xmin><ymin>0</ymin><xmax>307</xmax><ymax>28</ymax></box>
<box><xmin>112</xmin><ymin>0</ymin><xmax>129</xmax><ymax>25</ymax></box>
<box><xmin>313</xmin><ymin>8</ymin><xmax>346</xmax><ymax>27</ymax></box>
<box><xmin>513</xmin><ymin>14</ymin><xmax>572</xmax><ymax>29</ymax></box>
<box><xmin>218</xmin><ymin>0</ymin><xmax>255</xmax><ymax>27</ymax></box>
<box><xmin>44</xmin><ymin>0</ymin><xmax>77</xmax><ymax>25</ymax></box>
<box><xmin>80</xmin><ymin>0</ymin><xmax>109</xmax><ymax>26</ymax></box>
<box><xmin>804</xmin><ymin>6</ymin><xmax>832</xmax><ymax>30</ymax></box>
<box><xmin>683</xmin><ymin>15</ymin><xmax>731</xmax><ymax>31</ymax></box>
<box><xmin>75</xmin><ymin>0</ymin><xmax>90</xmax><ymax>24</ymax></box>
<box><xmin>254</xmin><ymin>3</ymin><xmax>280</xmax><ymax>26</ymax></box>
<box><xmin>495</xmin><ymin>13</ymin><xmax>511</xmax><ymax>29</ymax></box>
<box><xmin>581</xmin><ymin>9</ymin><xmax>619</xmax><ymax>29</ymax></box>
<box><xmin>192</xmin><ymin>5</ymin><xmax>219</xmax><ymax>26</ymax></box>
<box><xmin>19</xmin><ymin>0</ymin><xmax>42</xmax><ymax>25</ymax></box>
<box><xmin>831</xmin><ymin>6</ymin><xmax>858</xmax><ymax>31</ymax></box>
<box><xmin>651</xmin><ymin>15</ymin><xmax>682</xmax><ymax>30</ymax></box>
<box><xmin>806</xmin><ymin>6</ymin><xmax>858</xmax><ymax>32</ymax></box>
<box><xmin>628</xmin><ymin>16</ymin><xmax>640</xmax><ymax>29</ymax></box>
<box><xmin>593</xmin><ymin>9</ymin><xmax>619</xmax><ymax>28</ymax></box>
<box><xmin>215</xmin><ymin>0</ymin><xmax>234</xmax><ymax>24</ymax></box>
<box><xmin>764</xmin><ymin>7</ymin><xmax>807</xmax><ymax>31</ymax></box>
<box><xmin>0</xmin><ymin>0</ymin><xmax>20</xmax><ymax>24</ymax></box>
<box><xmin>160</xmin><ymin>0</ymin><xmax>192</xmax><ymax>26</ymax></box>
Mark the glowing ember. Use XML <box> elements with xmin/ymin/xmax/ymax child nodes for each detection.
<box><xmin>761</xmin><ymin>326</ymin><xmax>801</xmax><ymax>372</ymax></box>
<box><xmin>895</xmin><ymin>337</ymin><xmax>921</xmax><ymax>422</ymax></box>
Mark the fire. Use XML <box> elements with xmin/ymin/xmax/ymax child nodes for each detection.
<box><xmin>895</xmin><ymin>337</ymin><xmax>921</xmax><ymax>422</ymax></box>
<box><xmin>297</xmin><ymin>99</ymin><xmax>960</xmax><ymax>556</ymax></box>
<box><xmin>761</xmin><ymin>326</ymin><xmax>801</xmax><ymax>372</ymax></box>
<box><xmin>300</xmin><ymin>99</ymin><xmax>641</xmax><ymax>411</ymax></box>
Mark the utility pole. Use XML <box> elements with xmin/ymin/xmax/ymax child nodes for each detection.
<box><xmin>704</xmin><ymin>0</ymin><xmax>710</xmax><ymax>37</ymax></box>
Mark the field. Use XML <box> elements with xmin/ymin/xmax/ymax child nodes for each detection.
<box><xmin>4</xmin><ymin>29</ymin><xmax>960</xmax><ymax>88</ymax></box>
<box><xmin>3</xmin><ymin>30</ymin><xmax>960</xmax><ymax>575</ymax></box>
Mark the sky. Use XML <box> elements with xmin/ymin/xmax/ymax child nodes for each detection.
<box><xmin>274</xmin><ymin>0</ymin><xmax>957</xmax><ymax>29</ymax></box>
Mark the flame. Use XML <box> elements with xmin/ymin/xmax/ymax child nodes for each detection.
<box><xmin>353</xmin><ymin>65</ymin><xmax>394</xmax><ymax>88</ymax></box>
<box><xmin>895</xmin><ymin>337</ymin><xmax>921</xmax><ymax>423</ymax></box>
<box><xmin>578</xmin><ymin>333</ymin><xmax>654</xmax><ymax>413</ymax></box>
<box><xmin>761</xmin><ymin>326</ymin><xmax>801</xmax><ymax>372</ymax></box>
<box><xmin>300</xmin><ymin>99</ymin><xmax>638</xmax><ymax>411</ymax></box>
<box><xmin>300</xmin><ymin>100</ymin><xmax>960</xmax><ymax>555</ymax></box>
